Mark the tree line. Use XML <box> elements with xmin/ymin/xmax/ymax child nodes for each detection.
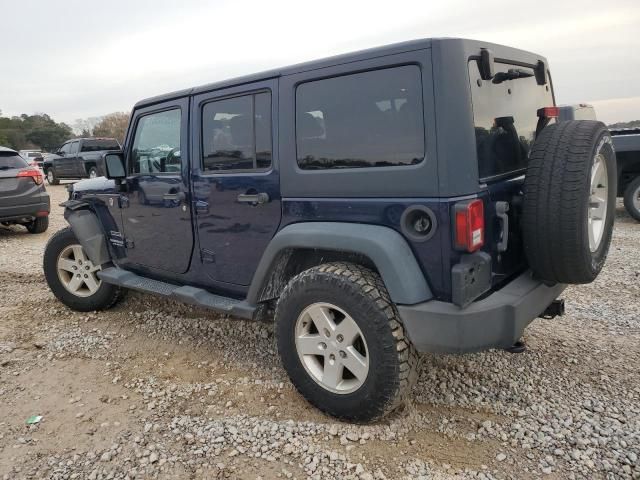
<box><xmin>0</xmin><ymin>110</ymin><xmax>130</xmax><ymax>152</ymax></box>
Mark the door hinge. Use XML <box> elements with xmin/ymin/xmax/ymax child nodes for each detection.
<box><xmin>201</xmin><ymin>249</ymin><xmax>215</xmax><ymax>263</ymax></box>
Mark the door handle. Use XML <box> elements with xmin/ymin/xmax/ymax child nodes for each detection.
<box><xmin>237</xmin><ymin>192</ymin><xmax>270</xmax><ymax>205</ymax></box>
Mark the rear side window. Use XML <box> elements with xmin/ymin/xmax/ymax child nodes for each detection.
<box><xmin>201</xmin><ymin>91</ymin><xmax>272</xmax><ymax>172</ymax></box>
<box><xmin>469</xmin><ymin>60</ymin><xmax>554</xmax><ymax>179</ymax></box>
<box><xmin>296</xmin><ymin>65</ymin><xmax>425</xmax><ymax>170</ymax></box>
<box><xmin>0</xmin><ymin>152</ymin><xmax>28</xmax><ymax>169</ymax></box>
<box><xmin>81</xmin><ymin>139</ymin><xmax>120</xmax><ymax>152</ymax></box>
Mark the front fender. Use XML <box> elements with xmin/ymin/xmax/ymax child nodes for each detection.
<box><xmin>63</xmin><ymin>205</ymin><xmax>111</xmax><ymax>266</ymax></box>
<box><xmin>247</xmin><ymin>222</ymin><xmax>432</xmax><ymax>305</ymax></box>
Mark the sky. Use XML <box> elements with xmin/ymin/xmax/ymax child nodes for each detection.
<box><xmin>1</xmin><ymin>0</ymin><xmax>639</xmax><ymax>126</ymax></box>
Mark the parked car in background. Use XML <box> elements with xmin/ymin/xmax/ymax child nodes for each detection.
<box><xmin>19</xmin><ymin>150</ymin><xmax>45</xmax><ymax>171</ymax></box>
<box><xmin>43</xmin><ymin>137</ymin><xmax>120</xmax><ymax>185</ymax></box>
<box><xmin>0</xmin><ymin>146</ymin><xmax>50</xmax><ymax>233</ymax></box>
<box><xmin>611</xmin><ymin>128</ymin><xmax>640</xmax><ymax>221</ymax></box>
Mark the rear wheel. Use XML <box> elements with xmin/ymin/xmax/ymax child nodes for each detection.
<box><xmin>623</xmin><ymin>176</ymin><xmax>640</xmax><ymax>222</ymax></box>
<box><xmin>43</xmin><ymin>227</ymin><xmax>125</xmax><ymax>311</ymax></box>
<box><xmin>523</xmin><ymin>121</ymin><xmax>616</xmax><ymax>284</ymax></box>
<box><xmin>26</xmin><ymin>216</ymin><xmax>48</xmax><ymax>234</ymax></box>
<box><xmin>275</xmin><ymin>262</ymin><xmax>418</xmax><ymax>422</ymax></box>
<box><xmin>46</xmin><ymin>169</ymin><xmax>59</xmax><ymax>185</ymax></box>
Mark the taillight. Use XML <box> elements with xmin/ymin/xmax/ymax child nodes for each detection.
<box><xmin>17</xmin><ymin>168</ymin><xmax>43</xmax><ymax>185</ymax></box>
<box><xmin>454</xmin><ymin>199</ymin><xmax>484</xmax><ymax>252</ymax></box>
<box><xmin>536</xmin><ymin>106</ymin><xmax>559</xmax><ymax>119</ymax></box>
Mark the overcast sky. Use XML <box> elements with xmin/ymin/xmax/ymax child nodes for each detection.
<box><xmin>1</xmin><ymin>0</ymin><xmax>639</xmax><ymax>126</ymax></box>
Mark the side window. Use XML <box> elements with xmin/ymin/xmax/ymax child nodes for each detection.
<box><xmin>69</xmin><ymin>141</ymin><xmax>79</xmax><ymax>155</ymax></box>
<box><xmin>59</xmin><ymin>143</ymin><xmax>71</xmax><ymax>154</ymax></box>
<box><xmin>131</xmin><ymin>109</ymin><xmax>181</xmax><ymax>174</ymax></box>
<box><xmin>202</xmin><ymin>91</ymin><xmax>272</xmax><ymax>172</ymax></box>
<box><xmin>296</xmin><ymin>65</ymin><xmax>425</xmax><ymax>169</ymax></box>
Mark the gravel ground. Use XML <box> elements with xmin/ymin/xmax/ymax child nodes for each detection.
<box><xmin>0</xmin><ymin>183</ymin><xmax>638</xmax><ymax>480</ymax></box>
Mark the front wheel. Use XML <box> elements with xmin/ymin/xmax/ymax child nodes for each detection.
<box><xmin>275</xmin><ymin>262</ymin><xmax>418</xmax><ymax>422</ymax></box>
<box><xmin>46</xmin><ymin>169</ymin><xmax>59</xmax><ymax>185</ymax></box>
<box><xmin>43</xmin><ymin>227</ymin><xmax>125</xmax><ymax>311</ymax></box>
<box><xmin>623</xmin><ymin>176</ymin><xmax>640</xmax><ymax>222</ymax></box>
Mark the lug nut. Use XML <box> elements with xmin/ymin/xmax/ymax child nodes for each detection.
<box><xmin>323</xmin><ymin>328</ymin><xmax>331</xmax><ymax>338</ymax></box>
<box><xmin>84</xmin><ymin>274</ymin><xmax>88</xmax><ymax>278</ymax></box>
<box><xmin>319</xmin><ymin>342</ymin><xmax>327</xmax><ymax>350</ymax></box>
<box><xmin>339</xmin><ymin>350</ymin><xmax>347</xmax><ymax>359</ymax></box>
<box><xmin>336</xmin><ymin>334</ymin><xmax>344</xmax><ymax>343</ymax></box>
<box><xmin>329</xmin><ymin>354</ymin><xmax>335</xmax><ymax>361</ymax></box>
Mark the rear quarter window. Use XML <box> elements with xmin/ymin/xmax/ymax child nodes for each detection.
<box><xmin>469</xmin><ymin>60</ymin><xmax>554</xmax><ymax>179</ymax></box>
<box><xmin>295</xmin><ymin>65</ymin><xmax>425</xmax><ymax>170</ymax></box>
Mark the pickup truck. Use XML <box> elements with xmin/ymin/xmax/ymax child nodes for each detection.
<box><xmin>611</xmin><ymin>128</ymin><xmax>640</xmax><ymax>221</ymax></box>
<box><xmin>43</xmin><ymin>137</ymin><xmax>120</xmax><ymax>185</ymax></box>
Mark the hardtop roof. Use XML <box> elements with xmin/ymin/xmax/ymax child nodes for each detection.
<box><xmin>134</xmin><ymin>37</ymin><xmax>546</xmax><ymax>109</ymax></box>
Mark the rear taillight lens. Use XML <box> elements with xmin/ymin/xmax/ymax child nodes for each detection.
<box><xmin>17</xmin><ymin>168</ymin><xmax>43</xmax><ymax>185</ymax></box>
<box><xmin>454</xmin><ymin>199</ymin><xmax>484</xmax><ymax>252</ymax></box>
<box><xmin>537</xmin><ymin>106</ymin><xmax>559</xmax><ymax>118</ymax></box>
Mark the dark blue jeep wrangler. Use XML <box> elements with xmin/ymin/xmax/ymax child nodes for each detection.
<box><xmin>43</xmin><ymin>38</ymin><xmax>616</xmax><ymax>421</ymax></box>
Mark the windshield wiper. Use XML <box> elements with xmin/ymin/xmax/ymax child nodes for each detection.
<box><xmin>492</xmin><ymin>68</ymin><xmax>534</xmax><ymax>84</ymax></box>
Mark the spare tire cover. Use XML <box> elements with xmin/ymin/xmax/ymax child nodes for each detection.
<box><xmin>522</xmin><ymin>120</ymin><xmax>616</xmax><ymax>284</ymax></box>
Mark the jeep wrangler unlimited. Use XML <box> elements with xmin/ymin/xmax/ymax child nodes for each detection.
<box><xmin>43</xmin><ymin>38</ymin><xmax>616</xmax><ymax>422</ymax></box>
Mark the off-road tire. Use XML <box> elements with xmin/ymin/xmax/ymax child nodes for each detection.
<box><xmin>46</xmin><ymin>168</ymin><xmax>59</xmax><ymax>185</ymax></box>
<box><xmin>43</xmin><ymin>227</ymin><xmax>125</xmax><ymax>311</ymax></box>
<box><xmin>275</xmin><ymin>262</ymin><xmax>418</xmax><ymax>422</ymax></box>
<box><xmin>26</xmin><ymin>216</ymin><xmax>49</xmax><ymax>234</ymax></box>
<box><xmin>523</xmin><ymin>120</ymin><xmax>616</xmax><ymax>284</ymax></box>
<box><xmin>623</xmin><ymin>176</ymin><xmax>640</xmax><ymax>222</ymax></box>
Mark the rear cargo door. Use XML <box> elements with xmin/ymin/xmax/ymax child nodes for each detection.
<box><xmin>468</xmin><ymin>58</ymin><xmax>555</xmax><ymax>285</ymax></box>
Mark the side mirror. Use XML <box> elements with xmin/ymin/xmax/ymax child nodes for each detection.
<box><xmin>104</xmin><ymin>152</ymin><xmax>126</xmax><ymax>180</ymax></box>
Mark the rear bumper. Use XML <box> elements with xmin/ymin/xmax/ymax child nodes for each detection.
<box><xmin>0</xmin><ymin>197</ymin><xmax>50</xmax><ymax>223</ymax></box>
<box><xmin>397</xmin><ymin>270</ymin><xmax>566</xmax><ymax>353</ymax></box>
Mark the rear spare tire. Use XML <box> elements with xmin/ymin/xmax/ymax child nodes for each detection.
<box><xmin>523</xmin><ymin>120</ymin><xmax>616</xmax><ymax>284</ymax></box>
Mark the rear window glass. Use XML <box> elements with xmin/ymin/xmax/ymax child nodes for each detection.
<box><xmin>0</xmin><ymin>152</ymin><xmax>29</xmax><ymax>169</ymax></box>
<box><xmin>81</xmin><ymin>139</ymin><xmax>120</xmax><ymax>152</ymax></box>
<box><xmin>469</xmin><ymin>60</ymin><xmax>554</xmax><ymax>179</ymax></box>
<box><xmin>296</xmin><ymin>65</ymin><xmax>425</xmax><ymax>170</ymax></box>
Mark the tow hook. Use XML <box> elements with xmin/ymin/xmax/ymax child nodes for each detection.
<box><xmin>539</xmin><ymin>299</ymin><xmax>565</xmax><ymax>319</ymax></box>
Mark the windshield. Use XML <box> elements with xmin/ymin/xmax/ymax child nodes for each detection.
<box><xmin>0</xmin><ymin>152</ymin><xmax>29</xmax><ymax>170</ymax></box>
<box><xmin>81</xmin><ymin>139</ymin><xmax>120</xmax><ymax>152</ymax></box>
<box><xmin>469</xmin><ymin>60</ymin><xmax>554</xmax><ymax>179</ymax></box>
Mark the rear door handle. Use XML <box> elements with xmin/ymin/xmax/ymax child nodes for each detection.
<box><xmin>163</xmin><ymin>192</ymin><xmax>185</xmax><ymax>201</ymax></box>
<box><xmin>237</xmin><ymin>192</ymin><xmax>270</xmax><ymax>205</ymax></box>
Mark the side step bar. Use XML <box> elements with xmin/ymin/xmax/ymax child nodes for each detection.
<box><xmin>98</xmin><ymin>267</ymin><xmax>255</xmax><ymax>320</ymax></box>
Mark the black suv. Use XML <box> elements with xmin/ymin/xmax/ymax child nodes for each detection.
<box><xmin>43</xmin><ymin>38</ymin><xmax>616</xmax><ymax>422</ymax></box>
<box><xmin>43</xmin><ymin>137</ymin><xmax>121</xmax><ymax>185</ymax></box>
